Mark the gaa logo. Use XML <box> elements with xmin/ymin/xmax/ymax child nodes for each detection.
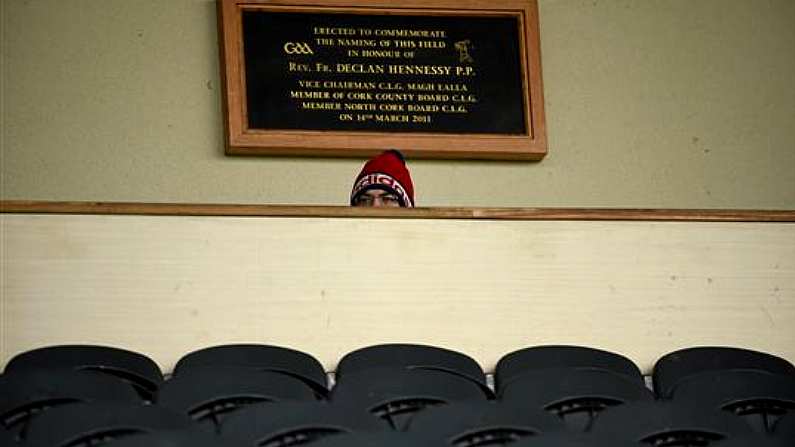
<box><xmin>283</xmin><ymin>42</ymin><xmax>314</xmax><ymax>55</ymax></box>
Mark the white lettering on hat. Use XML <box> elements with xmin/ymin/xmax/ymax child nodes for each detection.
<box><xmin>352</xmin><ymin>173</ymin><xmax>413</xmax><ymax>207</ymax></box>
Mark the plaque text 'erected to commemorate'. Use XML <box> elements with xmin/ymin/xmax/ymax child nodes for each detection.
<box><xmin>219</xmin><ymin>0</ymin><xmax>547</xmax><ymax>160</ymax></box>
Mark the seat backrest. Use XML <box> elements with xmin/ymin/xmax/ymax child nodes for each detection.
<box><xmin>495</xmin><ymin>346</ymin><xmax>643</xmax><ymax>392</ymax></box>
<box><xmin>405</xmin><ymin>401</ymin><xmax>565</xmax><ymax>446</ymax></box>
<box><xmin>23</xmin><ymin>402</ymin><xmax>193</xmax><ymax>447</ymax></box>
<box><xmin>220</xmin><ymin>401</ymin><xmax>385</xmax><ymax>445</ymax></box>
<box><xmin>0</xmin><ymin>369</ymin><xmax>142</xmax><ymax>439</ymax></box>
<box><xmin>173</xmin><ymin>344</ymin><xmax>328</xmax><ymax>395</ymax></box>
<box><xmin>668</xmin><ymin>370</ymin><xmax>795</xmax><ymax>434</ymax></box>
<box><xmin>5</xmin><ymin>345</ymin><xmax>163</xmax><ymax>401</ymax></box>
<box><xmin>590</xmin><ymin>401</ymin><xmax>755</xmax><ymax>445</ymax></box>
<box><xmin>499</xmin><ymin>367</ymin><xmax>654</xmax><ymax>432</ymax></box>
<box><xmin>156</xmin><ymin>367</ymin><xmax>321</xmax><ymax>431</ymax></box>
<box><xmin>331</xmin><ymin>367</ymin><xmax>490</xmax><ymax>430</ymax></box>
<box><xmin>653</xmin><ymin>347</ymin><xmax>795</xmax><ymax>398</ymax></box>
<box><xmin>336</xmin><ymin>344</ymin><xmax>487</xmax><ymax>388</ymax></box>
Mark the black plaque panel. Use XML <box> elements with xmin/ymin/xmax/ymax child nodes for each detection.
<box><xmin>242</xmin><ymin>10</ymin><xmax>526</xmax><ymax>134</ymax></box>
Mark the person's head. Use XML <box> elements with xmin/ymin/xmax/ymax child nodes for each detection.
<box><xmin>350</xmin><ymin>150</ymin><xmax>415</xmax><ymax>208</ymax></box>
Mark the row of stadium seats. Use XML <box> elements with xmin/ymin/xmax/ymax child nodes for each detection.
<box><xmin>2</xmin><ymin>344</ymin><xmax>793</xmax><ymax>446</ymax></box>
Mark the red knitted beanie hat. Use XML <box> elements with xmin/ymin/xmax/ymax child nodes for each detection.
<box><xmin>350</xmin><ymin>150</ymin><xmax>415</xmax><ymax>207</ymax></box>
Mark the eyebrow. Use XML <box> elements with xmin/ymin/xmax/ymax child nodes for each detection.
<box><xmin>360</xmin><ymin>192</ymin><xmax>397</xmax><ymax>198</ymax></box>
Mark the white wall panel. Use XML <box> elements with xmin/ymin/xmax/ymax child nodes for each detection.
<box><xmin>2</xmin><ymin>214</ymin><xmax>793</xmax><ymax>373</ymax></box>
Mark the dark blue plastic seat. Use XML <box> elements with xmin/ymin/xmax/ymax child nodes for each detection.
<box><xmin>220</xmin><ymin>401</ymin><xmax>385</xmax><ymax>446</ymax></box>
<box><xmin>173</xmin><ymin>344</ymin><xmax>328</xmax><ymax>396</ymax></box>
<box><xmin>668</xmin><ymin>369</ymin><xmax>795</xmax><ymax>434</ymax></box>
<box><xmin>405</xmin><ymin>401</ymin><xmax>565</xmax><ymax>446</ymax></box>
<box><xmin>4</xmin><ymin>345</ymin><xmax>163</xmax><ymax>401</ymax></box>
<box><xmin>495</xmin><ymin>346</ymin><xmax>643</xmax><ymax>392</ymax></box>
<box><xmin>499</xmin><ymin>367</ymin><xmax>654</xmax><ymax>431</ymax></box>
<box><xmin>0</xmin><ymin>425</ymin><xmax>17</xmax><ymax>445</ymax></box>
<box><xmin>590</xmin><ymin>401</ymin><xmax>756</xmax><ymax>445</ymax></box>
<box><xmin>507</xmin><ymin>432</ymin><xmax>637</xmax><ymax>447</ymax></box>
<box><xmin>336</xmin><ymin>344</ymin><xmax>487</xmax><ymax>390</ymax></box>
<box><xmin>331</xmin><ymin>368</ymin><xmax>490</xmax><ymax>430</ymax></box>
<box><xmin>0</xmin><ymin>369</ymin><xmax>142</xmax><ymax>440</ymax></box>
<box><xmin>711</xmin><ymin>438</ymin><xmax>792</xmax><ymax>447</ymax></box>
<box><xmin>23</xmin><ymin>402</ymin><xmax>193</xmax><ymax>447</ymax></box>
<box><xmin>653</xmin><ymin>347</ymin><xmax>795</xmax><ymax>399</ymax></box>
<box><xmin>156</xmin><ymin>367</ymin><xmax>321</xmax><ymax>432</ymax></box>
<box><xmin>306</xmin><ymin>431</ymin><xmax>442</xmax><ymax>447</ymax></box>
<box><xmin>773</xmin><ymin>411</ymin><xmax>795</xmax><ymax>439</ymax></box>
<box><xmin>102</xmin><ymin>428</ymin><xmax>246</xmax><ymax>447</ymax></box>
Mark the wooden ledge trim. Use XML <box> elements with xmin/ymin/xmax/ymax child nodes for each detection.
<box><xmin>1</xmin><ymin>200</ymin><xmax>794</xmax><ymax>222</ymax></box>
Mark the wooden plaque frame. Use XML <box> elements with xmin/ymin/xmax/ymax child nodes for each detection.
<box><xmin>217</xmin><ymin>0</ymin><xmax>546</xmax><ymax>160</ymax></box>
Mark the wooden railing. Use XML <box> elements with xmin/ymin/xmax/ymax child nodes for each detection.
<box><xmin>2</xmin><ymin>200</ymin><xmax>794</xmax><ymax>222</ymax></box>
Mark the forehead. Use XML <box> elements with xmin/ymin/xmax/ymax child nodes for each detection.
<box><xmin>359</xmin><ymin>189</ymin><xmax>396</xmax><ymax>197</ymax></box>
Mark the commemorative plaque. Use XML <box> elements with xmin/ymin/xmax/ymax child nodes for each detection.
<box><xmin>218</xmin><ymin>0</ymin><xmax>546</xmax><ymax>160</ymax></box>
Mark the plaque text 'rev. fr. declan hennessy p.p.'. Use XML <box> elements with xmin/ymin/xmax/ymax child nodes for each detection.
<box><xmin>218</xmin><ymin>0</ymin><xmax>547</xmax><ymax>160</ymax></box>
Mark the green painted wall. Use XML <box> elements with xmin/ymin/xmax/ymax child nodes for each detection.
<box><xmin>2</xmin><ymin>0</ymin><xmax>794</xmax><ymax>208</ymax></box>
